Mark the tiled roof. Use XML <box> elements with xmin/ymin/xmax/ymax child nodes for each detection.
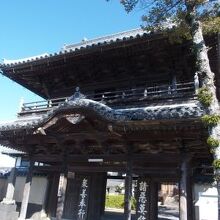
<box><xmin>0</xmin><ymin>115</ymin><xmax>46</xmax><ymax>131</ymax></box>
<box><xmin>2</xmin><ymin>53</ymin><xmax>49</xmax><ymax>65</ymax></box>
<box><xmin>0</xmin><ymin>98</ymin><xmax>204</xmax><ymax>132</ymax></box>
<box><xmin>0</xmin><ymin>145</ymin><xmax>24</xmax><ymax>154</ymax></box>
<box><xmin>62</xmin><ymin>28</ymin><xmax>146</xmax><ymax>52</ymax></box>
<box><xmin>0</xmin><ymin>28</ymin><xmax>148</xmax><ymax>68</ymax></box>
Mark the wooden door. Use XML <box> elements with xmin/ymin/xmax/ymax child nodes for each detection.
<box><xmin>63</xmin><ymin>174</ymin><xmax>89</xmax><ymax>219</ymax></box>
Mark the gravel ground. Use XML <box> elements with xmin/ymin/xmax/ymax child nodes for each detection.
<box><xmin>102</xmin><ymin>206</ymin><xmax>179</xmax><ymax>220</ymax></box>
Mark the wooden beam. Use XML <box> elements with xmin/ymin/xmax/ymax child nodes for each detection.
<box><xmin>32</xmin><ymin>152</ymin><xmax>181</xmax><ymax>163</ymax></box>
<box><xmin>56</xmin><ymin>172</ymin><xmax>68</xmax><ymax>220</ymax></box>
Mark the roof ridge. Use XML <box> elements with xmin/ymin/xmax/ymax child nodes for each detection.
<box><xmin>2</xmin><ymin>53</ymin><xmax>49</xmax><ymax>65</ymax></box>
<box><xmin>0</xmin><ymin>27</ymin><xmax>148</xmax><ymax>67</ymax></box>
<box><xmin>62</xmin><ymin>28</ymin><xmax>144</xmax><ymax>51</ymax></box>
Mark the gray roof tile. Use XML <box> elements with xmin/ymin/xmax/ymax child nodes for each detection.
<box><xmin>0</xmin><ymin>98</ymin><xmax>204</xmax><ymax>132</ymax></box>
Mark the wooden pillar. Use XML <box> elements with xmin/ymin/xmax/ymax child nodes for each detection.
<box><xmin>124</xmin><ymin>159</ymin><xmax>132</xmax><ymax>220</ymax></box>
<box><xmin>56</xmin><ymin>169</ymin><xmax>68</xmax><ymax>220</ymax></box>
<box><xmin>47</xmin><ymin>173</ymin><xmax>60</xmax><ymax>217</ymax></box>
<box><xmin>150</xmin><ymin>180</ymin><xmax>158</xmax><ymax>220</ymax></box>
<box><xmin>100</xmin><ymin>173</ymin><xmax>107</xmax><ymax>216</ymax></box>
<box><xmin>187</xmin><ymin>173</ymin><xmax>193</xmax><ymax>220</ymax></box>
<box><xmin>40</xmin><ymin>176</ymin><xmax>50</xmax><ymax>218</ymax></box>
<box><xmin>19</xmin><ymin>160</ymin><xmax>34</xmax><ymax>220</ymax></box>
<box><xmin>179</xmin><ymin>153</ymin><xmax>191</xmax><ymax>220</ymax></box>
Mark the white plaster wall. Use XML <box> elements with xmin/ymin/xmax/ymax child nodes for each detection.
<box><xmin>0</xmin><ymin>153</ymin><xmax>15</xmax><ymax>167</ymax></box>
<box><xmin>194</xmin><ymin>184</ymin><xmax>218</xmax><ymax>220</ymax></box>
<box><xmin>14</xmin><ymin>176</ymin><xmax>48</xmax><ymax>205</ymax></box>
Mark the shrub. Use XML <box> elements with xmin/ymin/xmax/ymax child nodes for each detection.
<box><xmin>105</xmin><ymin>194</ymin><xmax>136</xmax><ymax>210</ymax></box>
<box><xmin>213</xmin><ymin>159</ymin><xmax>220</xmax><ymax>169</ymax></box>
<box><xmin>201</xmin><ymin>114</ymin><xmax>220</xmax><ymax>127</ymax></box>
<box><xmin>197</xmin><ymin>87</ymin><xmax>213</xmax><ymax>107</ymax></box>
<box><xmin>207</xmin><ymin>137</ymin><xmax>219</xmax><ymax>148</ymax></box>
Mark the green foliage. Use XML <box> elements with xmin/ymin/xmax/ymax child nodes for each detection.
<box><xmin>105</xmin><ymin>194</ymin><xmax>124</xmax><ymax>209</ymax></box>
<box><xmin>120</xmin><ymin>0</ymin><xmax>138</xmax><ymax>13</ymax></box>
<box><xmin>118</xmin><ymin>0</ymin><xmax>219</xmax><ymax>38</ymax></box>
<box><xmin>197</xmin><ymin>87</ymin><xmax>213</xmax><ymax>107</ymax></box>
<box><xmin>201</xmin><ymin>114</ymin><xmax>220</xmax><ymax>127</ymax></box>
<box><xmin>105</xmin><ymin>194</ymin><xmax>136</xmax><ymax>210</ymax></box>
<box><xmin>202</xmin><ymin>17</ymin><xmax>220</xmax><ymax>35</ymax></box>
<box><xmin>207</xmin><ymin>137</ymin><xmax>219</xmax><ymax>148</ymax></box>
<box><xmin>163</xmin><ymin>24</ymin><xmax>191</xmax><ymax>43</ymax></box>
<box><xmin>207</xmin><ymin>136</ymin><xmax>219</xmax><ymax>153</ymax></box>
<box><xmin>213</xmin><ymin>159</ymin><xmax>220</xmax><ymax>169</ymax></box>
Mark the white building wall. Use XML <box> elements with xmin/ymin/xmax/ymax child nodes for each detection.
<box><xmin>194</xmin><ymin>183</ymin><xmax>218</xmax><ymax>220</ymax></box>
<box><xmin>14</xmin><ymin>176</ymin><xmax>48</xmax><ymax>205</ymax></box>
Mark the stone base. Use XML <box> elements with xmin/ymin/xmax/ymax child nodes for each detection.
<box><xmin>0</xmin><ymin>204</ymin><xmax>19</xmax><ymax>220</ymax></box>
<box><xmin>1</xmin><ymin>198</ymin><xmax>16</xmax><ymax>205</ymax></box>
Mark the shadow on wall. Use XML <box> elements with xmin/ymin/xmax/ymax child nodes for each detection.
<box><xmin>16</xmin><ymin>202</ymin><xmax>45</xmax><ymax>220</ymax></box>
<box><xmin>0</xmin><ymin>177</ymin><xmax>7</xmax><ymax>200</ymax></box>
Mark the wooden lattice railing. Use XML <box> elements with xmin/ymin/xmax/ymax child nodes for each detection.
<box><xmin>20</xmin><ymin>81</ymin><xmax>195</xmax><ymax>114</ymax></box>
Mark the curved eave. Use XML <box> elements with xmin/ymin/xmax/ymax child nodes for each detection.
<box><xmin>0</xmin><ymin>28</ymin><xmax>152</xmax><ymax>69</ymax></box>
<box><xmin>0</xmin><ymin>98</ymin><xmax>205</xmax><ymax>133</ymax></box>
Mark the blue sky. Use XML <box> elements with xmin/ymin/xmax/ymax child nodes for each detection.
<box><xmin>0</xmin><ymin>0</ymin><xmax>143</xmax><ymax>121</ymax></box>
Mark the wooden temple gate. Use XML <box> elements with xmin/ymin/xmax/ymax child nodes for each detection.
<box><xmin>0</xmin><ymin>29</ymin><xmax>219</xmax><ymax>220</ymax></box>
<box><xmin>0</xmin><ymin>100</ymin><xmax>206</xmax><ymax>220</ymax></box>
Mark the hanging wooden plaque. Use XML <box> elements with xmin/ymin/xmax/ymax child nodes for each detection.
<box><xmin>135</xmin><ymin>178</ymin><xmax>150</xmax><ymax>220</ymax></box>
<box><xmin>76</xmin><ymin>177</ymin><xmax>90</xmax><ymax>220</ymax></box>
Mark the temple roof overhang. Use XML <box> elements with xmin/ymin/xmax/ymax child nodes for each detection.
<box><xmin>1</xmin><ymin>28</ymin><xmax>146</xmax><ymax>67</ymax></box>
<box><xmin>0</xmin><ymin>95</ymin><xmax>211</xmax><ymax>172</ymax></box>
<box><xmin>1</xmin><ymin>29</ymin><xmax>218</xmax><ymax>99</ymax></box>
<box><xmin>0</xmin><ymin>29</ymin><xmax>151</xmax><ymax>98</ymax></box>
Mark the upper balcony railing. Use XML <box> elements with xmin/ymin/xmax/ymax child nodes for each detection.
<box><xmin>19</xmin><ymin>81</ymin><xmax>196</xmax><ymax>114</ymax></box>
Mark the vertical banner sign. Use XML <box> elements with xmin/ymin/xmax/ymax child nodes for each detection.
<box><xmin>77</xmin><ymin>177</ymin><xmax>89</xmax><ymax>220</ymax></box>
<box><xmin>136</xmin><ymin>179</ymin><xmax>150</xmax><ymax>220</ymax></box>
<box><xmin>57</xmin><ymin>173</ymin><xmax>65</xmax><ymax>197</ymax></box>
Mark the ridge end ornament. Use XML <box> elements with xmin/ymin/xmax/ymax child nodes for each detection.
<box><xmin>68</xmin><ymin>87</ymin><xmax>86</xmax><ymax>101</ymax></box>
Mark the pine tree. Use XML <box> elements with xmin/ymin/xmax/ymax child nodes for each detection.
<box><xmin>119</xmin><ymin>0</ymin><xmax>220</xmax><ymax>218</ymax></box>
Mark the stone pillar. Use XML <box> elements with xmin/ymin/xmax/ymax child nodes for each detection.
<box><xmin>2</xmin><ymin>167</ymin><xmax>16</xmax><ymax>205</ymax></box>
<box><xmin>19</xmin><ymin>160</ymin><xmax>34</xmax><ymax>220</ymax></box>
<box><xmin>40</xmin><ymin>177</ymin><xmax>50</xmax><ymax>219</ymax></box>
<box><xmin>0</xmin><ymin>159</ymin><xmax>19</xmax><ymax>220</ymax></box>
<box><xmin>179</xmin><ymin>154</ymin><xmax>191</xmax><ymax>220</ymax></box>
<box><xmin>124</xmin><ymin>160</ymin><xmax>132</xmax><ymax>220</ymax></box>
<box><xmin>56</xmin><ymin>172</ymin><xmax>68</xmax><ymax>220</ymax></box>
